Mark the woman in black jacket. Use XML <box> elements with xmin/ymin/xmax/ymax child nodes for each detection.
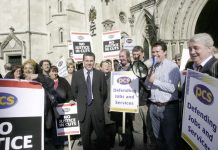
<box><xmin>49</xmin><ymin>65</ymin><xmax>73</xmax><ymax>149</ymax></box>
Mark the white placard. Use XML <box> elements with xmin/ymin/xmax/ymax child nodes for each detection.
<box><xmin>102</xmin><ymin>30</ymin><xmax>121</xmax><ymax>59</ymax></box>
<box><xmin>182</xmin><ymin>69</ymin><xmax>218</xmax><ymax>150</ymax></box>
<box><xmin>56</xmin><ymin>103</ymin><xmax>80</xmax><ymax>136</ymax></box>
<box><xmin>180</xmin><ymin>48</ymin><xmax>190</xmax><ymax>71</ymax></box>
<box><xmin>56</xmin><ymin>57</ymin><xmax>68</xmax><ymax>77</ymax></box>
<box><xmin>110</xmin><ymin>71</ymin><xmax>139</xmax><ymax>113</ymax></box>
<box><xmin>0</xmin><ymin>79</ymin><xmax>44</xmax><ymax>150</ymax></box>
<box><xmin>123</xmin><ymin>37</ymin><xmax>135</xmax><ymax>53</ymax></box>
<box><xmin>70</xmin><ymin>32</ymin><xmax>93</xmax><ymax>62</ymax></box>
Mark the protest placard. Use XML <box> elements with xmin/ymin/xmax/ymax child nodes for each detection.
<box><xmin>56</xmin><ymin>57</ymin><xmax>68</xmax><ymax>77</ymax></box>
<box><xmin>182</xmin><ymin>69</ymin><xmax>218</xmax><ymax>150</ymax></box>
<box><xmin>102</xmin><ymin>30</ymin><xmax>121</xmax><ymax>59</ymax></box>
<box><xmin>70</xmin><ymin>32</ymin><xmax>92</xmax><ymax>62</ymax></box>
<box><xmin>110</xmin><ymin>71</ymin><xmax>139</xmax><ymax>113</ymax></box>
<box><xmin>0</xmin><ymin>80</ymin><xmax>44</xmax><ymax>150</ymax></box>
<box><xmin>56</xmin><ymin>103</ymin><xmax>80</xmax><ymax>136</ymax></box>
<box><xmin>123</xmin><ymin>37</ymin><xmax>135</xmax><ymax>53</ymax></box>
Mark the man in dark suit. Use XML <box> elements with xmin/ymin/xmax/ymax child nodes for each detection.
<box><xmin>181</xmin><ymin>33</ymin><xmax>218</xmax><ymax>150</ymax></box>
<box><xmin>186</xmin><ymin>33</ymin><xmax>218</xmax><ymax>78</ymax></box>
<box><xmin>71</xmin><ymin>52</ymin><xmax>108</xmax><ymax>150</ymax></box>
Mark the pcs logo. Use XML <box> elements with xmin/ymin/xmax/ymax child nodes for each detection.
<box><xmin>193</xmin><ymin>84</ymin><xmax>214</xmax><ymax>105</ymax></box>
<box><xmin>0</xmin><ymin>93</ymin><xmax>17</xmax><ymax>109</ymax></box>
<box><xmin>117</xmin><ymin>76</ymin><xmax>131</xmax><ymax>85</ymax></box>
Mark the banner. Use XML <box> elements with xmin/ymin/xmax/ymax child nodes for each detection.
<box><xmin>102</xmin><ymin>30</ymin><xmax>121</xmax><ymax>59</ymax></box>
<box><xmin>56</xmin><ymin>103</ymin><xmax>80</xmax><ymax>136</ymax></box>
<box><xmin>56</xmin><ymin>57</ymin><xmax>68</xmax><ymax>77</ymax></box>
<box><xmin>182</xmin><ymin>69</ymin><xmax>218</xmax><ymax>150</ymax></box>
<box><xmin>110</xmin><ymin>71</ymin><xmax>139</xmax><ymax>113</ymax></box>
<box><xmin>0</xmin><ymin>80</ymin><xmax>44</xmax><ymax>150</ymax></box>
<box><xmin>70</xmin><ymin>32</ymin><xmax>92</xmax><ymax>62</ymax></box>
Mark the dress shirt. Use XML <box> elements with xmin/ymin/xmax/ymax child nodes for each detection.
<box><xmin>193</xmin><ymin>55</ymin><xmax>213</xmax><ymax>71</ymax></box>
<box><xmin>83</xmin><ymin>68</ymin><xmax>93</xmax><ymax>99</ymax></box>
<box><xmin>146</xmin><ymin>59</ymin><xmax>180</xmax><ymax>103</ymax></box>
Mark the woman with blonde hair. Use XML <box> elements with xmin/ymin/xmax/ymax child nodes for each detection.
<box><xmin>65</xmin><ymin>62</ymin><xmax>75</xmax><ymax>85</ymax></box>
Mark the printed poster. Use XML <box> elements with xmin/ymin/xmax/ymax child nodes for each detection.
<box><xmin>110</xmin><ymin>71</ymin><xmax>139</xmax><ymax>113</ymax></box>
<box><xmin>102</xmin><ymin>30</ymin><xmax>121</xmax><ymax>59</ymax></box>
<box><xmin>123</xmin><ymin>37</ymin><xmax>135</xmax><ymax>53</ymax></box>
<box><xmin>56</xmin><ymin>103</ymin><xmax>80</xmax><ymax>136</ymax></box>
<box><xmin>56</xmin><ymin>57</ymin><xmax>68</xmax><ymax>77</ymax></box>
<box><xmin>182</xmin><ymin>69</ymin><xmax>218</xmax><ymax>150</ymax></box>
<box><xmin>70</xmin><ymin>32</ymin><xmax>92</xmax><ymax>62</ymax></box>
<box><xmin>0</xmin><ymin>80</ymin><xmax>44</xmax><ymax>150</ymax></box>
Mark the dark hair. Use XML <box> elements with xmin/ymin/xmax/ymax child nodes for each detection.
<box><xmin>11</xmin><ymin>65</ymin><xmax>23</xmax><ymax>79</ymax></box>
<box><xmin>152</xmin><ymin>40</ymin><xmax>167</xmax><ymax>52</ymax></box>
<box><xmin>132</xmin><ymin>46</ymin><xmax>144</xmax><ymax>53</ymax></box>
<box><xmin>100</xmin><ymin>60</ymin><xmax>111</xmax><ymax>67</ymax></box>
<box><xmin>83</xmin><ymin>52</ymin><xmax>95</xmax><ymax>60</ymax></box>
<box><xmin>50</xmin><ymin>65</ymin><xmax>58</xmax><ymax>72</ymax></box>
<box><xmin>39</xmin><ymin>59</ymin><xmax>52</xmax><ymax>67</ymax></box>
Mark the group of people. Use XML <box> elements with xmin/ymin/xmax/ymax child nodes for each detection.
<box><xmin>0</xmin><ymin>32</ymin><xmax>218</xmax><ymax>150</ymax></box>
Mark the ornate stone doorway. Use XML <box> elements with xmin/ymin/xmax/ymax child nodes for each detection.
<box><xmin>195</xmin><ymin>0</ymin><xmax>218</xmax><ymax>47</ymax></box>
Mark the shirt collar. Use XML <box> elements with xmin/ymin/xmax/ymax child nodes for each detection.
<box><xmin>193</xmin><ymin>55</ymin><xmax>213</xmax><ymax>69</ymax></box>
<box><xmin>83</xmin><ymin>68</ymin><xmax>93</xmax><ymax>74</ymax></box>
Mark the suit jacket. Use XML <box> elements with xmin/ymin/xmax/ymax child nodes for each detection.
<box><xmin>186</xmin><ymin>56</ymin><xmax>218</xmax><ymax>78</ymax></box>
<box><xmin>71</xmin><ymin>69</ymin><xmax>107</xmax><ymax>122</ymax></box>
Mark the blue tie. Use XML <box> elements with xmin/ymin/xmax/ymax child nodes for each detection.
<box><xmin>86</xmin><ymin>71</ymin><xmax>92</xmax><ymax>105</ymax></box>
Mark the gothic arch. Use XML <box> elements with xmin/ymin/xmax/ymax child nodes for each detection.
<box><xmin>133</xmin><ymin>8</ymin><xmax>155</xmax><ymax>57</ymax></box>
<box><xmin>159</xmin><ymin>0</ymin><xmax>207</xmax><ymax>40</ymax></box>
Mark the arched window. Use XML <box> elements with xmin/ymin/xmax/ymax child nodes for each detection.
<box><xmin>59</xmin><ymin>28</ymin><xmax>64</xmax><ymax>43</ymax></box>
<box><xmin>58</xmin><ymin>0</ymin><xmax>63</xmax><ymax>13</ymax></box>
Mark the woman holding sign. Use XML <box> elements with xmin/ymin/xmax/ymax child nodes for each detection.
<box><xmin>49</xmin><ymin>65</ymin><xmax>73</xmax><ymax>149</ymax></box>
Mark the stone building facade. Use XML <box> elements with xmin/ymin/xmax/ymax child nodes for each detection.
<box><xmin>0</xmin><ymin>0</ymin><xmax>217</xmax><ymax>74</ymax></box>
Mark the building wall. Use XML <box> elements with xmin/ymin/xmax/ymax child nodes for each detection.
<box><xmin>0</xmin><ymin>0</ymin><xmax>210</xmax><ymax>73</ymax></box>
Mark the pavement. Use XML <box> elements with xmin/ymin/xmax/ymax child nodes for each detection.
<box><xmin>44</xmin><ymin>134</ymin><xmax>135</xmax><ymax>150</ymax></box>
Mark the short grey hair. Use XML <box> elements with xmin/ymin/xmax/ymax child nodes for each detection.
<box><xmin>4</xmin><ymin>63</ymin><xmax>12</xmax><ymax>70</ymax></box>
<box><xmin>188</xmin><ymin>33</ymin><xmax>214</xmax><ymax>48</ymax></box>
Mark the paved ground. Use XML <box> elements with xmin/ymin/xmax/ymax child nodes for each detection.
<box><xmin>45</xmin><ymin>134</ymin><xmax>133</xmax><ymax>150</ymax></box>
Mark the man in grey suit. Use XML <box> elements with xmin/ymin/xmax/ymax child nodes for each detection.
<box><xmin>71</xmin><ymin>52</ymin><xmax>108</xmax><ymax>150</ymax></box>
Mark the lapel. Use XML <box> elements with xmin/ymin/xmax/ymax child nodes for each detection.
<box><xmin>201</xmin><ymin>56</ymin><xmax>217</xmax><ymax>73</ymax></box>
<box><xmin>92</xmin><ymin>69</ymin><xmax>97</xmax><ymax>89</ymax></box>
<box><xmin>80</xmin><ymin>70</ymin><xmax>87</xmax><ymax>85</ymax></box>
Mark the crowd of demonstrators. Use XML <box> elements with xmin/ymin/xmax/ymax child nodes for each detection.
<box><xmin>131</xmin><ymin>46</ymin><xmax>156</xmax><ymax>150</ymax></box>
<box><xmin>1</xmin><ymin>32</ymin><xmax>218</xmax><ymax>150</ymax></box>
